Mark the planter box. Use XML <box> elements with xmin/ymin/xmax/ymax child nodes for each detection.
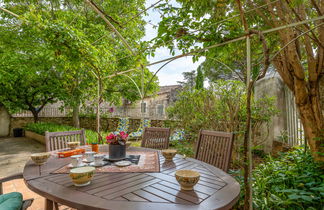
<box><xmin>25</xmin><ymin>131</ymin><xmax>46</xmax><ymax>145</ymax></box>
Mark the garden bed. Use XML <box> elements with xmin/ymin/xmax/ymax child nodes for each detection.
<box><xmin>25</xmin><ymin>130</ymin><xmax>46</xmax><ymax>144</ymax></box>
<box><xmin>24</xmin><ymin>122</ymin><xmax>106</xmax><ymax>144</ymax></box>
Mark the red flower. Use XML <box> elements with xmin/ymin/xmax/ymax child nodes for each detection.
<box><xmin>106</xmin><ymin>133</ymin><xmax>115</xmax><ymax>140</ymax></box>
<box><xmin>106</xmin><ymin>132</ymin><xmax>128</xmax><ymax>145</ymax></box>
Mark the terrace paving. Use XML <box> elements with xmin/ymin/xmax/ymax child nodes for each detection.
<box><xmin>0</xmin><ymin>137</ymin><xmax>73</xmax><ymax>209</ymax></box>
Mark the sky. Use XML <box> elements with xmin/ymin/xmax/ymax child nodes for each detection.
<box><xmin>142</xmin><ymin>0</ymin><xmax>205</xmax><ymax>86</ymax></box>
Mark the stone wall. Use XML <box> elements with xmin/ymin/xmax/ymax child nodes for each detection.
<box><xmin>10</xmin><ymin>117</ymin><xmax>168</xmax><ymax>136</ymax></box>
<box><xmin>254</xmin><ymin>76</ymin><xmax>287</xmax><ymax>153</ymax></box>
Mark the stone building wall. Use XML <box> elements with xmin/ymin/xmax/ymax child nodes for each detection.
<box><xmin>254</xmin><ymin>76</ymin><xmax>287</xmax><ymax>153</ymax></box>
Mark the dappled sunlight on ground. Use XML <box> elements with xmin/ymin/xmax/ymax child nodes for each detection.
<box><xmin>0</xmin><ymin>137</ymin><xmax>45</xmax><ymax>178</ymax></box>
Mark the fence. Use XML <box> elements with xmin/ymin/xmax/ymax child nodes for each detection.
<box><xmin>12</xmin><ymin>106</ymin><xmax>168</xmax><ymax>120</ymax></box>
<box><xmin>12</xmin><ymin>108</ymin><xmax>71</xmax><ymax>118</ymax></box>
<box><xmin>284</xmin><ymin>86</ymin><xmax>305</xmax><ymax>146</ymax></box>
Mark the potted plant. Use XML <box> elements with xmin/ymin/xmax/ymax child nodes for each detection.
<box><xmin>91</xmin><ymin>142</ymin><xmax>99</xmax><ymax>153</ymax></box>
<box><xmin>106</xmin><ymin>131</ymin><xmax>128</xmax><ymax>160</ymax></box>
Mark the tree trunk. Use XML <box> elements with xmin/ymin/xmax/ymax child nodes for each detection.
<box><xmin>96</xmin><ymin>99</ymin><xmax>101</xmax><ymax>143</ymax></box>
<box><xmin>30</xmin><ymin>110</ymin><xmax>39</xmax><ymax>123</ymax></box>
<box><xmin>243</xmin><ymin>83</ymin><xmax>253</xmax><ymax>210</ymax></box>
<box><xmin>96</xmin><ymin>79</ymin><xmax>102</xmax><ymax>144</ymax></box>
<box><xmin>295</xmin><ymin>91</ymin><xmax>324</xmax><ymax>162</ymax></box>
<box><xmin>266</xmin><ymin>0</ymin><xmax>324</xmax><ymax>162</ymax></box>
<box><xmin>72</xmin><ymin>103</ymin><xmax>80</xmax><ymax>128</ymax></box>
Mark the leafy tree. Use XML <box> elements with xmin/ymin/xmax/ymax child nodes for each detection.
<box><xmin>153</xmin><ymin>0</ymin><xmax>324</xmax><ymax>163</ymax></box>
<box><xmin>0</xmin><ymin>0</ymin><xmax>159</xmax><ymax>133</ymax></box>
<box><xmin>0</xmin><ymin>13</ymin><xmax>64</xmax><ymax>122</ymax></box>
<box><xmin>153</xmin><ymin>1</ymin><xmax>324</xmax><ymax>208</ymax></box>
<box><xmin>177</xmin><ymin>70</ymin><xmax>196</xmax><ymax>91</ymax></box>
<box><xmin>195</xmin><ymin>66</ymin><xmax>204</xmax><ymax>90</ymax></box>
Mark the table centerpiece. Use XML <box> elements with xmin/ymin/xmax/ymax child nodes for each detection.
<box><xmin>106</xmin><ymin>131</ymin><xmax>128</xmax><ymax>160</ymax></box>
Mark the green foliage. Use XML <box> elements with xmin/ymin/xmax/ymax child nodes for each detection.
<box><xmin>152</xmin><ymin>0</ymin><xmax>277</xmax><ymax>84</ymax></box>
<box><xmin>177</xmin><ymin>70</ymin><xmax>196</xmax><ymax>91</ymax></box>
<box><xmin>24</xmin><ymin>122</ymin><xmax>107</xmax><ymax>144</ymax></box>
<box><xmin>170</xmin><ymin>140</ymin><xmax>194</xmax><ymax>157</ymax></box>
<box><xmin>232</xmin><ymin>148</ymin><xmax>324</xmax><ymax>209</ymax></box>
<box><xmin>167</xmin><ymin>80</ymin><xmax>278</xmax><ymax>139</ymax></box>
<box><xmin>0</xmin><ymin>0</ymin><xmax>159</xmax><ymax>118</ymax></box>
<box><xmin>195</xmin><ymin>66</ymin><xmax>204</xmax><ymax>90</ymax></box>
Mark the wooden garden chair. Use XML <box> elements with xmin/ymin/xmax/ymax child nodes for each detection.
<box><xmin>45</xmin><ymin>129</ymin><xmax>86</xmax><ymax>152</ymax></box>
<box><xmin>45</xmin><ymin>129</ymin><xmax>86</xmax><ymax>209</ymax></box>
<box><xmin>195</xmin><ymin>130</ymin><xmax>234</xmax><ymax>172</ymax></box>
<box><xmin>141</xmin><ymin>127</ymin><xmax>171</xmax><ymax>150</ymax></box>
<box><xmin>0</xmin><ymin>173</ymin><xmax>33</xmax><ymax>210</ymax></box>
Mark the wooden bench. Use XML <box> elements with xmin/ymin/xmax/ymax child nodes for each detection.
<box><xmin>45</xmin><ymin>129</ymin><xmax>86</xmax><ymax>152</ymax></box>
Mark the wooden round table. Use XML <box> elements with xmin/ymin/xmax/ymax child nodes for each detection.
<box><xmin>23</xmin><ymin>146</ymin><xmax>240</xmax><ymax>210</ymax></box>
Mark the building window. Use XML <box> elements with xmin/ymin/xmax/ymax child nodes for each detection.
<box><xmin>141</xmin><ymin>102</ymin><xmax>147</xmax><ymax>113</ymax></box>
<box><xmin>157</xmin><ymin>104</ymin><xmax>164</xmax><ymax>116</ymax></box>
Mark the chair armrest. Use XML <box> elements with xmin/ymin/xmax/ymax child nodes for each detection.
<box><xmin>0</xmin><ymin>173</ymin><xmax>23</xmax><ymax>184</ymax></box>
<box><xmin>0</xmin><ymin>173</ymin><xmax>23</xmax><ymax>195</ymax></box>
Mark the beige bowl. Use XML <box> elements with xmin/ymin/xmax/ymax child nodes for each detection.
<box><xmin>69</xmin><ymin>166</ymin><xmax>95</xmax><ymax>187</ymax></box>
<box><xmin>67</xmin><ymin>141</ymin><xmax>80</xmax><ymax>150</ymax></box>
<box><xmin>31</xmin><ymin>152</ymin><xmax>51</xmax><ymax>165</ymax></box>
<box><xmin>175</xmin><ymin>170</ymin><xmax>200</xmax><ymax>191</ymax></box>
<box><xmin>162</xmin><ymin>149</ymin><xmax>177</xmax><ymax>161</ymax></box>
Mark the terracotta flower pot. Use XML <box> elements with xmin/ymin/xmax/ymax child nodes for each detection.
<box><xmin>91</xmin><ymin>143</ymin><xmax>99</xmax><ymax>153</ymax></box>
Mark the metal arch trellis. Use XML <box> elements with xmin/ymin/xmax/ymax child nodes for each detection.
<box><xmin>101</xmin><ymin>15</ymin><xmax>324</xmax><ymax>101</ymax></box>
<box><xmin>101</xmin><ymin>0</ymin><xmax>281</xmax><ymax>68</ymax></box>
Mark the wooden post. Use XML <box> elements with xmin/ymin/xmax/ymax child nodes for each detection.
<box><xmin>246</xmin><ymin>35</ymin><xmax>253</xmax><ymax>210</ymax></box>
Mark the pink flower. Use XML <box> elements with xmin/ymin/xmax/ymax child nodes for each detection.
<box><xmin>119</xmin><ymin>131</ymin><xmax>128</xmax><ymax>140</ymax></box>
<box><xmin>106</xmin><ymin>133</ymin><xmax>115</xmax><ymax>140</ymax></box>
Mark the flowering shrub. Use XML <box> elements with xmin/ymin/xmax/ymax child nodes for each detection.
<box><xmin>106</xmin><ymin>131</ymin><xmax>128</xmax><ymax>145</ymax></box>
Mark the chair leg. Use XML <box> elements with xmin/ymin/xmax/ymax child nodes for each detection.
<box><xmin>45</xmin><ymin>199</ymin><xmax>54</xmax><ymax>210</ymax></box>
<box><xmin>54</xmin><ymin>202</ymin><xmax>59</xmax><ymax>210</ymax></box>
<box><xmin>21</xmin><ymin>199</ymin><xmax>34</xmax><ymax>210</ymax></box>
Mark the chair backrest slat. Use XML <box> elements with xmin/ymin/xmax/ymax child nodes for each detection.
<box><xmin>195</xmin><ymin>130</ymin><xmax>234</xmax><ymax>172</ymax></box>
<box><xmin>45</xmin><ymin>129</ymin><xmax>86</xmax><ymax>152</ymax></box>
<box><xmin>141</xmin><ymin>127</ymin><xmax>171</xmax><ymax>150</ymax></box>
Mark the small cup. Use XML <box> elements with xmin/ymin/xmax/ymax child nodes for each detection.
<box><xmin>162</xmin><ymin>149</ymin><xmax>177</xmax><ymax>161</ymax></box>
<box><xmin>94</xmin><ymin>154</ymin><xmax>105</xmax><ymax>165</ymax></box>
<box><xmin>84</xmin><ymin>151</ymin><xmax>96</xmax><ymax>162</ymax></box>
<box><xmin>71</xmin><ymin>155</ymin><xmax>82</xmax><ymax>167</ymax></box>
